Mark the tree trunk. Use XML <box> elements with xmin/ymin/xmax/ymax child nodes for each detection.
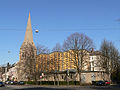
<box><xmin>67</xmin><ymin>77</ymin><xmax>69</xmax><ymax>86</ymax></box>
<box><xmin>79</xmin><ymin>72</ymin><xmax>81</xmax><ymax>85</ymax></box>
<box><xmin>54</xmin><ymin>74</ymin><xmax>56</xmax><ymax>85</ymax></box>
<box><xmin>57</xmin><ymin>74</ymin><xmax>59</xmax><ymax>86</ymax></box>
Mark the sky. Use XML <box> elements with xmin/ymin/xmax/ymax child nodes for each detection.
<box><xmin>0</xmin><ymin>0</ymin><xmax>120</xmax><ymax>65</ymax></box>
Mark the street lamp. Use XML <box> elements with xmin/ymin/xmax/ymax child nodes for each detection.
<box><xmin>35</xmin><ymin>30</ymin><xmax>39</xmax><ymax>33</ymax></box>
<box><xmin>67</xmin><ymin>70</ymin><xmax>69</xmax><ymax>85</ymax></box>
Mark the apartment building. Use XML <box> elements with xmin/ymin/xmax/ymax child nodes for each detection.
<box><xmin>36</xmin><ymin>49</ymin><xmax>92</xmax><ymax>72</ymax></box>
<box><xmin>36</xmin><ymin>49</ymin><xmax>110</xmax><ymax>83</ymax></box>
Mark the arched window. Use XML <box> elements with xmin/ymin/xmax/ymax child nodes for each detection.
<box><xmin>22</xmin><ymin>53</ymin><xmax>24</xmax><ymax>57</ymax></box>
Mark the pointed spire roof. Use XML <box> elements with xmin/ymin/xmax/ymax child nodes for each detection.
<box><xmin>24</xmin><ymin>12</ymin><xmax>33</xmax><ymax>43</ymax></box>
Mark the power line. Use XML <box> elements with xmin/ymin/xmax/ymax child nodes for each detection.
<box><xmin>0</xmin><ymin>26</ymin><xmax>120</xmax><ymax>31</ymax></box>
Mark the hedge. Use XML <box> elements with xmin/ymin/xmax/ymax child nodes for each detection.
<box><xmin>24</xmin><ymin>81</ymin><xmax>90</xmax><ymax>85</ymax></box>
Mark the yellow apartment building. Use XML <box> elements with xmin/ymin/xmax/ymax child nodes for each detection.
<box><xmin>36</xmin><ymin>49</ymin><xmax>90</xmax><ymax>73</ymax></box>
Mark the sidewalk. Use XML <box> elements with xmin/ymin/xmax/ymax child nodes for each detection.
<box><xmin>5</xmin><ymin>84</ymin><xmax>120</xmax><ymax>89</ymax></box>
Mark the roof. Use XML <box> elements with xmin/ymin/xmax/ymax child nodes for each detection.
<box><xmin>24</xmin><ymin>12</ymin><xmax>33</xmax><ymax>43</ymax></box>
<box><xmin>90</xmin><ymin>51</ymin><xmax>102</xmax><ymax>56</ymax></box>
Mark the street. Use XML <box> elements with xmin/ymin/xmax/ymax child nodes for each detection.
<box><xmin>0</xmin><ymin>85</ymin><xmax>119</xmax><ymax>90</ymax></box>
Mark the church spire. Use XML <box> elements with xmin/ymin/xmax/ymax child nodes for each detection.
<box><xmin>24</xmin><ymin>12</ymin><xmax>33</xmax><ymax>43</ymax></box>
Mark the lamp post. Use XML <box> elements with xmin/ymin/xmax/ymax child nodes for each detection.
<box><xmin>5</xmin><ymin>51</ymin><xmax>11</xmax><ymax>82</ymax></box>
<box><xmin>67</xmin><ymin>69</ymin><xmax>69</xmax><ymax>85</ymax></box>
<box><xmin>34</xmin><ymin>29</ymin><xmax>39</xmax><ymax>84</ymax></box>
<box><xmin>5</xmin><ymin>67</ymin><xmax>7</xmax><ymax>82</ymax></box>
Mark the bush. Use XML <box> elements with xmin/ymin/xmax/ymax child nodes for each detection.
<box><xmin>24</xmin><ymin>81</ymin><xmax>91</xmax><ymax>85</ymax></box>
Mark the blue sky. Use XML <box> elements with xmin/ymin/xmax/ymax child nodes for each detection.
<box><xmin>0</xmin><ymin>0</ymin><xmax>120</xmax><ymax>65</ymax></box>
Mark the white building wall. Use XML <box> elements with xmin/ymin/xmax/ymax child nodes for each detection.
<box><xmin>2</xmin><ymin>64</ymin><xmax>18</xmax><ymax>82</ymax></box>
<box><xmin>90</xmin><ymin>55</ymin><xmax>104</xmax><ymax>71</ymax></box>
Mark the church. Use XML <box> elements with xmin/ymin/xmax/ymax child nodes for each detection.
<box><xmin>18</xmin><ymin>12</ymin><xmax>36</xmax><ymax>81</ymax></box>
<box><xmin>16</xmin><ymin>13</ymin><xmax>110</xmax><ymax>84</ymax></box>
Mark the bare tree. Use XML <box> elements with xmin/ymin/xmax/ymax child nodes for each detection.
<box><xmin>17</xmin><ymin>42</ymin><xmax>37</xmax><ymax>82</ymax></box>
<box><xmin>52</xmin><ymin>43</ymin><xmax>62</xmax><ymax>52</ymax></box>
<box><xmin>52</xmin><ymin>43</ymin><xmax>62</xmax><ymax>85</ymax></box>
<box><xmin>37</xmin><ymin>44</ymin><xmax>50</xmax><ymax>55</ymax></box>
<box><xmin>0</xmin><ymin>66</ymin><xmax>6</xmax><ymax>81</ymax></box>
<box><xmin>51</xmin><ymin>43</ymin><xmax>63</xmax><ymax>85</ymax></box>
<box><xmin>100</xmin><ymin>39</ymin><xmax>120</xmax><ymax>81</ymax></box>
<box><xmin>36</xmin><ymin>44</ymin><xmax>50</xmax><ymax>84</ymax></box>
<box><xmin>63</xmin><ymin>32</ymin><xmax>94</xmax><ymax>85</ymax></box>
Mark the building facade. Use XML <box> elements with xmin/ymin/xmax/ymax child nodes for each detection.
<box><xmin>36</xmin><ymin>50</ymin><xmax>91</xmax><ymax>72</ymax></box>
<box><xmin>36</xmin><ymin>49</ymin><xmax>110</xmax><ymax>83</ymax></box>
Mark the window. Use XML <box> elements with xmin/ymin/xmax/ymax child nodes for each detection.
<box><xmin>70</xmin><ymin>74</ymin><xmax>73</xmax><ymax>79</ymax></box>
<box><xmin>22</xmin><ymin>53</ymin><xmax>24</xmax><ymax>57</ymax></box>
<box><xmin>92</xmin><ymin>61</ymin><xmax>94</xmax><ymax>66</ymax></box>
<box><xmin>62</xmin><ymin>75</ymin><xmax>64</xmax><ymax>79</ymax></box>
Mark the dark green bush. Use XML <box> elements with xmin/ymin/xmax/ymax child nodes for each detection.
<box><xmin>24</xmin><ymin>81</ymin><xmax>90</xmax><ymax>85</ymax></box>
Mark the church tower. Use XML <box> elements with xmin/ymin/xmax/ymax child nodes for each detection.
<box><xmin>18</xmin><ymin>12</ymin><xmax>36</xmax><ymax>81</ymax></box>
<box><xmin>23</xmin><ymin>12</ymin><xmax>34</xmax><ymax>44</ymax></box>
<box><xmin>20</xmin><ymin>12</ymin><xmax>36</xmax><ymax>61</ymax></box>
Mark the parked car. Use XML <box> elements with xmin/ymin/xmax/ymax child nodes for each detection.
<box><xmin>92</xmin><ymin>81</ymin><xmax>97</xmax><ymax>85</ymax></box>
<box><xmin>18</xmin><ymin>81</ymin><xmax>24</xmax><ymax>85</ymax></box>
<box><xmin>9</xmin><ymin>81</ymin><xmax>14</xmax><ymax>85</ymax></box>
<box><xmin>13</xmin><ymin>81</ymin><xmax>18</xmax><ymax>85</ymax></box>
<box><xmin>105</xmin><ymin>81</ymin><xmax>110</xmax><ymax>85</ymax></box>
<box><xmin>96</xmin><ymin>80</ymin><xmax>105</xmax><ymax>86</ymax></box>
<box><xmin>5</xmin><ymin>81</ymin><xmax>10</xmax><ymax>84</ymax></box>
<box><xmin>0</xmin><ymin>82</ymin><xmax>4</xmax><ymax>87</ymax></box>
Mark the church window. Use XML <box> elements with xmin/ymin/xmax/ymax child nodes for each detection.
<box><xmin>22</xmin><ymin>53</ymin><xmax>24</xmax><ymax>57</ymax></box>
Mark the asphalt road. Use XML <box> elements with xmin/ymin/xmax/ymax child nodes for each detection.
<box><xmin>0</xmin><ymin>85</ymin><xmax>119</xmax><ymax>90</ymax></box>
<box><xmin>0</xmin><ymin>86</ymin><xmax>13</xmax><ymax>90</ymax></box>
